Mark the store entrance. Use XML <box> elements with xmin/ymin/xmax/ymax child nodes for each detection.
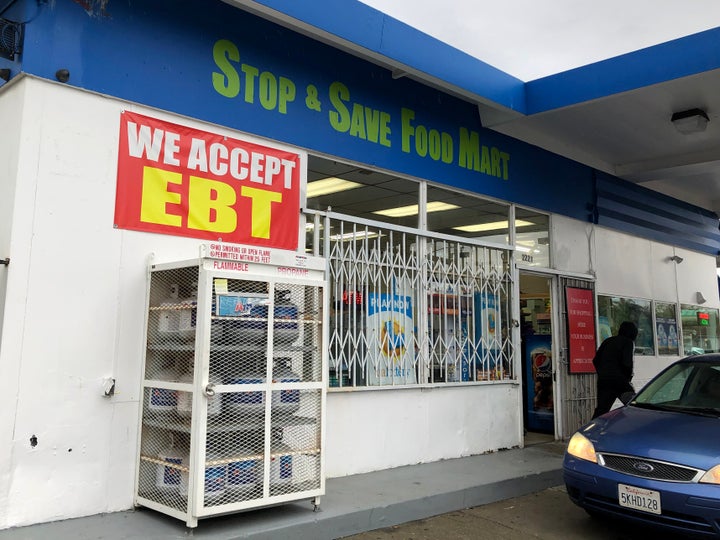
<box><xmin>520</xmin><ymin>272</ymin><xmax>555</xmax><ymax>443</ymax></box>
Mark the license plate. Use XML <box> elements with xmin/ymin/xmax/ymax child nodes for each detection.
<box><xmin>618</xmin><ymin>483</ymin><xmax>661</xmax><ymax>514</ymax></box>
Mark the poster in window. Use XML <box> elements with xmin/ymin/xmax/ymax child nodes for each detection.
<box><xmin>566</xmin><ymin>287</ymin><xmax>596</xmax><ymax>374</ymax></box>
<box><xmin>473</xmin><ymin>291</ymin><xmax>503</xmax><ymax>379</ymax></box>
<box><xmin>366</xmin><ymin>279</ymin><xmax>417</xmax><ymax>386</ymax></box>
<box><xmin>655</xmin><ymin>308</ymin><xmax>679</xmax><ymax>355</ymax></box>
<box><xmin>475</xmin><ymin>291</ymin><xmax>500</xmax><ymax>350</ymax></box>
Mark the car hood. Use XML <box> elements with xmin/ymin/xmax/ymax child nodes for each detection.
<box><xmin>583</xmin><ymin>405</ymin><xmax>720</xmax><ymax>469</ymax></box>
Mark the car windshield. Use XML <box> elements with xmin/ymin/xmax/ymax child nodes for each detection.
<box><xmin>631</xmin><ymin>360</ymin><xmax>720</xmax><ymax>414</ymax></box>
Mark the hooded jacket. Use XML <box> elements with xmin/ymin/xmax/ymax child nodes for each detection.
<box><xmin>592</xmin><ymin>321</ymin><xmax>638</xmax><ymax>382</ymax></box>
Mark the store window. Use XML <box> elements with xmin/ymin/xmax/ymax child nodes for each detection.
<box><xmin>597</xmin><ymin>295</ymin><xmax>654</xmax><ymax>356</ymax></box>
<box><xmin>304</xmin><ymin>156</ymin><xmax>419</xmax><ymax>228</ymax></box>
<box><xmin>655</xmin><ymin>302</ymin><xmax>680</xmax><ymax>356</ymax></box>
<box><xmin>680</xmin><ymin>304</ymin><xmax>720</xmax><ymax>355</ymax></box>
<box><xmin>306</xmin><ymin>155</ymin><xmax>518</xmax><ymax>388</ymax></box>
<box><xmin>453</xmin><ymin>204</ymin><xmax>550</xmax><ymax>267</ymax></box>
<box><xmin>427</xmin><ymin>185</ymin><xmax>510</xmax><ymax>242</ymax></box>
<box><xmin>515</xmin><ymin>208</ymin><xmax>549</xmax><ymax>267</ymax></box>
<box><xmin>320</xmin><ymin>217</ymin><xmax>514</xmax><ymax>388</ymax></box>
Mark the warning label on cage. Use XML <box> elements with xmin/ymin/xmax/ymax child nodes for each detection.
<box><xmin>208</xmin><ymin>243</ymin><xmax>271</xmax><ymax>263</ymax></box>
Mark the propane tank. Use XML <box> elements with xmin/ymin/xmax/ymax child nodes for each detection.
<box><xmin>226</xmin><ymin>443</ymin><xmax>260</xmax><ymax>493</ymax></box>
<box><xmin>272</xmin><ymin>358</ymin><xmax>301</xmax><ymax>414</ymax></box>
<box><xmin>219</xmin><ymin>293</ymin><xmax>266</xmax><ymax>343</ymax></box>
<box><xmin>225</xmin><ymin>370</ymin><xmax>266</xmax><ymax>415</ymax></box>
<box><xmin>272</xmin><ymin>290</ymin><xmax>299</xmax><ymax>345</ymax></box>
<box><xmin>177</xmin><ymin>368</ymin><xmax>222</xmax><ymax>418</ymax></box>
<box><xmin>176</xmin><ymin>369</ymin><xmax>193</xmax><ymax>418</ymax></box>
<box><xmin>270</xmin><ymin>443</ymin><xmax>293</xmax><ymax>487</ymax></box>
<box><xmin>147</xmin><ymin>364</ymin><xmax>178</xmax><ymax>413</ymax></box>
<box><xmin>158</xmin><ymin>283</ymin><xmax>197</xmax><ymax>342</ymax></box>
<box><xmin>239</xmin><ymin>289</ymin><xmax>299</xmax><ymax>344</ymax></box>
<box><xmin>176</xmin><ymin>282</ymin><xmax>198</xmax><ymax>342</ymax></box>
<box><xmin>157</xmin><ymin>284</ymin><xmax>180</xmax><ymax>337</ymax></box>
<box><xmin>205</xmin><ymin>451</ymin><xmax>227</xmax><ymax>504</ymax></box>
<box><xmin>156</xmin><ymin>435</ymin><xmax>188</xmax><ymax>491</ymax></box>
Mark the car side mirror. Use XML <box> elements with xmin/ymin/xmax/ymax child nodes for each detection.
<box><xmin>619</xmin><ymin>391</ymin><xmax>635</xmax><ymax>405</ymax></box>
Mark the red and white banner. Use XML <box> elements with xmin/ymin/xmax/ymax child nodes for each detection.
<box><xmin>114</xmin><ymin>111</ymin><xmax>302</xmax><ymax>250</ymax></box>
<box><xmin>566</xmin><ymin>287</ymin><xmax>597</xmax><ymax>374</ymax></box>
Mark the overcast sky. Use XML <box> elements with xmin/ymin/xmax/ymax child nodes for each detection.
<box><xmin>359</xmin><ymin>0</ymin><xmax>720</xmax><ymax>80</ymax></box>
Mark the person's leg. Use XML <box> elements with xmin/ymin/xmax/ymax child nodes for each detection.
<box><xmin>592</xmin><ymin>379</ymin><xmax>617</xmax><ymax>419</ymax></box>
<box><xmin>618</xmin><ymin>380</ymin><xmax>635</xmax><ymax>404</ymax></box>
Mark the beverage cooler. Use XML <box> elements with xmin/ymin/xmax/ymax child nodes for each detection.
<box><xmin>134</xmin><ymin>244</ymin><xmax>327</xmax><ymax>527</ymax></box>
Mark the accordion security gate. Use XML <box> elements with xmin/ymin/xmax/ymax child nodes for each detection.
<box><xmin>135</xmin><ymin>248</ymin><xmax>327</xmax><ymax>527</ymax></box>
<box><xmin>315</xmin><ymin>214</ymin><xmax>517</xmax><ymax>388</ymax></box>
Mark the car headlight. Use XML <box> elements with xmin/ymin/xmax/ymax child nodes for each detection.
<box><xmin>700</xmin><ymin>465</ymin><xmax>720</xmax><ymax>484</ymax></box>
<box><xmin>567</xmin><ymin>432</ymin><xmax>597</xmax><ymax>463</ymax></box>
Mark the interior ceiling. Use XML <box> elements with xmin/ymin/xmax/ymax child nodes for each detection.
<box><xmin>488</xmin><ymin>69</ymin><xmax>720</xmax><ymax>214</ymax></box>
<box><xmin>306</xmin><ymin>155</ymin><xmax>549</xmax><ymax>242</ymax></box>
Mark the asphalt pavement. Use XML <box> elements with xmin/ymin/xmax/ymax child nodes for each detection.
<box><xmin>342</xmin><ymin>485</ymin><xmax>700</xmax><ymax>540</ymax></box>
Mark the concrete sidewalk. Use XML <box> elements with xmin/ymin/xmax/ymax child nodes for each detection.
<box><xmin>0</xmin><ymin>441</ymin><xmax>566</xmax><ymax>540</ymax></box>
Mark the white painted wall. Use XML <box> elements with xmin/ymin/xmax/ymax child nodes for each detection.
<box><xmin>553</xmin><ymin>215</ymin><xmax>720</xmax><ymax>389</ymax></box>
<box><xmin>0</xmin><ymin>77</ymin><xmax>141</xmax><ymax>528</ymax></box>
<box><xmin>0</xmin><ymin>76</ymin><xmax>26</xmax><ymax>530</ymax></box>
<box><xmin>325</xmin><ymin>384</ymin><xmax>521</xmax><ymax>478</ymax></box>
<box><xmin>550</xmin><ymin>214</ymin><xmax>593</xmax><ymax>274</ymax></box>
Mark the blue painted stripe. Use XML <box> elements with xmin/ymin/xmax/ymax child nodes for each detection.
<box><xmin>526</xmin><ymin>27</ymin><xmax>720</xmax><ymax>114</ymax></box>
<box><xmin>594</xmin><ymin>173</ymin><xmax>720</xmax><ymax>255</ymax></box>
<box><xmin>597</xmin><ymin>180</ymin><xmax>719</xmax><ymax>228</ymax></box>
<box><xmin>239</xmin><ymin>0</ymin><xmax>526</xmax><ymax>112</ymax></box>
<box><xmin>597</xmin><ymin>199</ymin><xmax>720</xmax><ymax>250</ymax></box>
<box><xmin>598</xmin><ymin>213</ymin><xmax>719</xmax><ymax>255</ymax></box>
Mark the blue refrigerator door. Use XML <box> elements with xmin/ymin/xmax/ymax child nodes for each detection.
<box><xmin>525</xmin><ymin>335</ymin><xmax>554</xmax><ymax>433</ymax></box>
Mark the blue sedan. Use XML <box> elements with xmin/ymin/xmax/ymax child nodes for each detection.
<box><xmin>564</xmin><ymin>354</ymin><xmax>720</xmax><ymax>538</ymax></box>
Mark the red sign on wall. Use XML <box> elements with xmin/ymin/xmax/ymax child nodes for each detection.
<box><xmin>114</xmin><ymin>111</ymin><xmax>302</xmax><ymax>250</ymax></box>
<box><xmin>566</xmin><ymin>287</ymin><xmax>597</xmax><ymax>374</ymax></box>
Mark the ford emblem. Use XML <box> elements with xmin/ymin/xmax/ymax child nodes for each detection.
<box><xmin>633</xmin><ymin>461</ymin><xmax>655</xmax><ymax>473</ymax></box>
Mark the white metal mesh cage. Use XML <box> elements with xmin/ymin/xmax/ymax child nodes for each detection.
<box><xmin>136</xmin><ymin>256</ymin><xmax>325</xmax><ymax>526</ymax></box>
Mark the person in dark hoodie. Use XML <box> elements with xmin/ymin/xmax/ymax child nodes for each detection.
<box><xmin>591</xmin><ymin>321</ymin><xmax>638</xmax><ymax>419</ymax></box>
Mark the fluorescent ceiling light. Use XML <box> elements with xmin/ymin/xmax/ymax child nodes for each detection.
<box><xmin>306</xmin><ymin>177</ymin><xmax>362</xmax><ymax>198</ymax></box>
<box><xmin>373</xmin><ymin>201</ymin><xmax>459</xmax><ymax>218</ymax></box>
<box><xmin>453</xmin><ymin>219</ymin><xmax>533</xmax><ymax>233</ymax></box>
<box><xmin>330</xmin><ymin>230</ymin><xmax>380</xmax><ymax>242</ymax></box>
